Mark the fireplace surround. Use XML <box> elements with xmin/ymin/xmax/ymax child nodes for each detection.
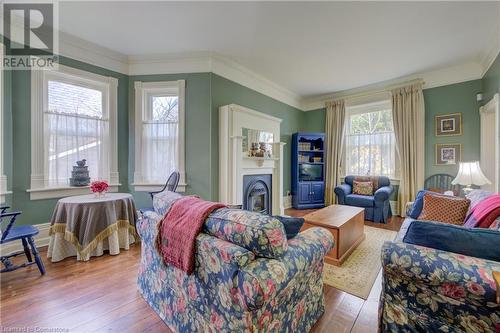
<box><xmin>219</xmin><ymin>104</ymin><xmax>285</xmax><ymax>215</ymax></box>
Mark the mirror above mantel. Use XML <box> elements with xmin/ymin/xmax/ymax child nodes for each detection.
<box><xmin>242</xmin><ymin>128</ymin><xmax>274</xmax><ymax>158</ymax></box>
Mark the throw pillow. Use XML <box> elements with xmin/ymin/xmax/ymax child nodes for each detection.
<box><xmin>408</xmin><ymin>190</ymin><xmax>452</xmax><ymax>219</ymax></box>
<box><xmin>352</xmin><ymin>181</ymin><xmax>373</xmax><ymax>196</ymax></box>
<box><xmin>403</xmin><ymin>220</ymin><xmax>500</xmax><ymax>262</ymax></box>
<box><xmin>418</xmin><ymin>193</ymin><xmax>470</xmax><ymax>225</ymax></box>
<box><xmin>273</xmin><ymin>215</ymin><xmax>304</xmax><ymax>239</ymax></box>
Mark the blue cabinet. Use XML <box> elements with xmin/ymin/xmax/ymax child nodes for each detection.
<box><xmin>291</xmin><ymin>133</ymin><xmax>326</xmax><ymax>209</ymax></box>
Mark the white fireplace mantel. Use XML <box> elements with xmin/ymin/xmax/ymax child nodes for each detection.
<box><xmin>219</xmin><ymin>104</ymin><xmax>285</xmax><ymax>215</ymax></box>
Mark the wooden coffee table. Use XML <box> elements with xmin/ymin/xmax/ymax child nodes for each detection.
<box><xmin>302</xmin><ymin>205</ymin><xmax>365</xmax><ymax>266</ymax></box>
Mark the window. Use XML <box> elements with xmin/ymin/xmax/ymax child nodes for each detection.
<box><xmin>133</xmin><ymin>80</ymin><xmax>186</xmax><ymax>192</ymax></box>
<box><xmin>29</xmin><ymin>65</ymin><xmax>119</xmax><ymax>200</ymax></box>
<box><xmin>46</xmin><ymin>80</ymin><xmax>107</xmax><ymax>186</ymax></box>
<box><xmin>344</xmin><ymin>101</ymin><xmax>397</xmax><ymax>178</ymax></box>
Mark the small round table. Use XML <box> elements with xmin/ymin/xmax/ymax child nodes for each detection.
<box><xmin>47</xmin><ymin>193</ymin><xmax>138</xmax><ymax>262</ymax></box>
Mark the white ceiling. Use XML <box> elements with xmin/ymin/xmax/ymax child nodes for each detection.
<box><xmin>58</xmin><ymin>1</ymin><xmax>500</xmax><ymax>99</ymax></box>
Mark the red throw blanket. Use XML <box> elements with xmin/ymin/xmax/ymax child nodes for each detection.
<box><xmin>464</xmin><ymin>194</ymin><xmax>500</xmax><ymax>228</ymax></box>
<box><xmin>156</xmin><ymin>196</ymin><xmax>226</xmax><ymax>274</ymax></box>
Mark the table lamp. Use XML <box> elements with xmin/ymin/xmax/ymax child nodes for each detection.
<box><xmin>451</xmin><ymin>161</ymin><xmax>491</xmax><ymax>195</ymax></box>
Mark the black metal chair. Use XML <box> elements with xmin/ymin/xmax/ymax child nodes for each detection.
<box><xmin>0</xmin><ymin>206</ymin><xmax>46</xmax><ymax>275</ymax></box>
<box><xmin>424</xmin><ymin>173</ymin><xmax>461</xmax><ymax>195</ymax></box>
<box><xmin>149</xmin><ymin>171</ymin><xmax>181</xmax><ymax>200</ymax></box>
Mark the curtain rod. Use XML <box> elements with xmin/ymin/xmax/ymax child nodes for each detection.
<box><xmin>327</xmin><ymin>78</ymin><xmax>425</xmax><ymax>104</ymax></box>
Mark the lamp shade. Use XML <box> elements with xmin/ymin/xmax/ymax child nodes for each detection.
<box><xmin>451</xmin><ymin>161</ymin><xmax>491</xmax><ymax>186</ymax></box>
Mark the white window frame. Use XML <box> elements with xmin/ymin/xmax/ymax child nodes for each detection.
<box><xmin>27</xmin><ymin>65</ymin><xmax>120</xmax><ymax>200</ymax></box>
<box><xmin>0</xmin><ymin>43</ymin><xmax>10</xmax><ymax>203</ymax></box>
<box><xmin>342</xmin><ymin>100</ymin><xmax>400</xmax><ymax>181</ymax></box>
<box><xmin>132</xmin><ymin>80</ymin><xmax>186</xmax><ymax>192</ymax></box>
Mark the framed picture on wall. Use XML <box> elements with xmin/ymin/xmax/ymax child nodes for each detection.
<box><xmin>435</xmin><ymin>143</ymin><xmax>462</xmax><ymax>165</ymax></box>
<box><xmin>435</xmin><ymin>113</ymin><xmax>462</xmax><ymax>136</ymax></box>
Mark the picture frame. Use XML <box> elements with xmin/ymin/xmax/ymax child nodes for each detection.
<box><xmin>435</xmin><ymin>143</ymin><xmax>462</xmax><ymax>165</ymax></box>
<box><xmin>435</xmin><ymin>113</ymin><xmax>462</xmax><ymax>136</ymax></box>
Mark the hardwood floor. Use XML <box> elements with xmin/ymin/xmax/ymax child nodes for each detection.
<box><xmin>0</xmin><ymin>212</ymin><xmax>402</xmax><ymax>333</ymax></box>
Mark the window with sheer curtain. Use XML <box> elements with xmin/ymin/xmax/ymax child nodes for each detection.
<box><xmin>345</xmin><ymin>102</ymin><xmax>397</xmax><ymax>178</ymax></box>
<box><xmin>45</xmin><ymin>78</ymin><xmax>109</xmax><ymax>187</ymax></box>
<box><xmin>141</xmin><ymin>94</ymin><xmax>179</xmax><ymax>183</ymax></box>
<box><xmin>134</xmin><ymin>80</ymin><xmax>185</xmax><ymax>190</ymax></box>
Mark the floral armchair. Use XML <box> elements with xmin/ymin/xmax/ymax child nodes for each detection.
<box><xmin>380</xmin><ymin>242</ymin><xmax>500</xmax><ymax>332</ymax></box>
<box><xmin>136</xmin><ymin>192</ymin><xmax>334</xmax><ymax>333</ymax></box>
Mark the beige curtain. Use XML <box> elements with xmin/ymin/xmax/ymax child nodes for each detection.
<box><xmin>391</xmin><ymin>83</ymin><xmax>425</xmax><ymax>216</ymax></box>
<box><xmin>325</xmin><ymin>99</ymin><xmax>346</xmax><ymax>205</ymax></box>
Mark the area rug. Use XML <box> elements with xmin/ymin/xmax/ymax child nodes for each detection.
<box><xmin>322</xmin><ymin>226</ymin><xmax>397</xmax><ymax>299</ymax></box>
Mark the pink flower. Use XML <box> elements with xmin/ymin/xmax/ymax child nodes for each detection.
<box><xmin>210</xmin><ymin>311</ymin><xmax>224</xmax><ymax>329</ymax></box>
<box><xmin>163</xmin><ymin>304</ymin><xmax>173</xmax><ymax>319</ymax></box>
<box><xmin>234</xmin><ymin>223</ymin><xmax>246</xmax><ymax>233</ymax></box>
<box><xmin>176</xmin><ymin>295</ymin><xmax>186</xmax><ymax>313</ymax></box>
<box><xmin>220</xmin><ymin>248</ymin><xmax>231</xmax><ymax>263</ymax></box>
<box><xmin>264</xmin><ymin>279</ymin><xmax>276</xmax><ymax>299</ymax></box>
<box><xmin>268</xmin><ymin>229</ymin><xmax>284</xmax><ymax>247</ymax></box>
<box><xmin>243</xmin><ymin>281</ymin><xmax>254</xmax><ymax>299</ymax></box>
<box><xmin>90</xmin><ymin>180</ymin><xmax>109</xmax><ymax>193</ymax></box>
<box><xmin>258</xmin><ymin>311</ymin><xmax>272</xmax><ymax>329</ymax></box>
<box><xmin>466</xmin><ymin>281</ymin><xmax>485</xmax><ymax>296</ymax></box>
<box><xmin>295</xmin><ymin>299</ymin><xmax>305</xmax><ymax>317</ymax></box>
<box><xmin>440</xmin><ymin>282</ymin><xmax>466</xmax><ymax>299</ymax></box>
<box><xmin>188</xmin><ymin>282</ymin><xmax>198</xmax><ymax>300</ymax></box>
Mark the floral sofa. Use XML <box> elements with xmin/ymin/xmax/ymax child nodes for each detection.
<box><xmin>136</xmin><ymin>192</ymin><xmax>334</xmax><ymax>333</ymax></box>
<box><xmin>379</xmin><ymin>190</ymin><xmax>500</xmax><ymax>332</ymax></box>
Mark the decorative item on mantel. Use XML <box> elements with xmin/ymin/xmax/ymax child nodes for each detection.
<box><xmin>69</xmin><ymin>159</ymin><xmax>91</xmax><ymax>186</ymax></box>
<box><xmin>90</xmin><ymin>180</ymin><xmax>109</xmax><ymax>198</ymax></box>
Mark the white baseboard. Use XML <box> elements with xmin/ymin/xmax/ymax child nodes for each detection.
<box><xmin>283</xmin><ymin>195</ymin><xmax>292</xmax><ymax>209</ymax></box>
<box><xmin>0</xmin><ymin>223</ymin><xmax>51</xmax><ymax>256</ymax></box>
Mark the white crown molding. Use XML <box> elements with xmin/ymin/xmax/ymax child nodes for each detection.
<box><xmin>128</xmin><ymin>52</ymin><xmax>303</xmax><ymax>109</ymax></box>
<box><xmin>48</xmin><ymin>29</ymin><xmax>496</xmax><ymax>112</ymax></box>
<box><xmin>59</xmin><ymin>31</ymin><xmax>129</xmax><ymax>74</ymax></box>
<box><xmin>128</xmin><ymin>52</ymin><xmax>212</xmax><ymax>76</ymax></box>
<box><xmin>210</xmin><ymin>54</ymin><xmax>302</xmax><ymax>109</ymax></box>
<box><xmin>301</xmin><ymin>61</ymin><xmax>484</xmax><ymax>111</ymax></box>
<box><xmin>478</xmin><ymin>5</ymin><xmax>500</xmax><ymax>77</ymax></box>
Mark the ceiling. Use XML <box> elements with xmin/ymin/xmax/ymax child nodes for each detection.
<box><xmin>58</xmin><ymin>1</ymin><xmax>500</xmax><ymax>99</ymax></box>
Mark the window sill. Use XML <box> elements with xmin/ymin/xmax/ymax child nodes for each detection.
<box><xmin>27</xmin><ymin>184</ymin><xmax>121</xmax><ymax>200</ymax></box>
<box><xmin>132</xmin><ymin>183</ymin><xmax>187</xmax><ymax>193</ymax></box>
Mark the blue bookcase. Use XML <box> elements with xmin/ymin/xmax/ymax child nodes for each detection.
<box><xmin>291</xmin><ymin>132</ymin><xmax>326</xmax><ymax>209</ymax></box>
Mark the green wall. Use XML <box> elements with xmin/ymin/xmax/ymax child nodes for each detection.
<box><xmin>301</xmin><ymin>108</ymin><xmax>326</xmax><ymax>133</ymax></box>
<box><xmin>423</xmin><ymin>79</ymin><xmax>482</xmax><ymax>178</ymax></box>
<box><xmin>6</xmin><ymin>57</ymin><xmax>128</xmax><ymax>225</ymax></box>
<box><xmin>210</xmin><ymin>74</ymin><xmax>304</xmax><ymax>199</ymax></box>
<box><xmin>128</xmin><ymin>73</ymin><xmax>212</xmax><ymax>209</ymax></box>
<box><xmin>482</xmin><ymin>51</ymin><xmax>500</xmax><ymax>103</ymax></box>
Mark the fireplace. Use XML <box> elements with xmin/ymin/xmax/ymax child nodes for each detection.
<box><xmin>243</xmin><ymin>174</ymin><xmax>272</xmax><ymax>215</ymax></box>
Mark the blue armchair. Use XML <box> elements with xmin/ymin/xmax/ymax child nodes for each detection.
<box><xmin>334</xmin><ymin>175</ymin><xmax>393</xmax><ymax>223</ymax></box>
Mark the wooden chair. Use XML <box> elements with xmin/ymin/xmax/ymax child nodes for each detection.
<box><xmin>424</xmin><ymin>173</ymin><xmax>462</xmax><ymax>196</ymax></box>
<box><xmin>0</xmin><ymin>206</ymin><xmax>45</xmax><ymax>275</ymax></box>
<box><xmin>148</xmin><ymin>171</ymin><xmax>180</xmax><ymax>200</ymax></box>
